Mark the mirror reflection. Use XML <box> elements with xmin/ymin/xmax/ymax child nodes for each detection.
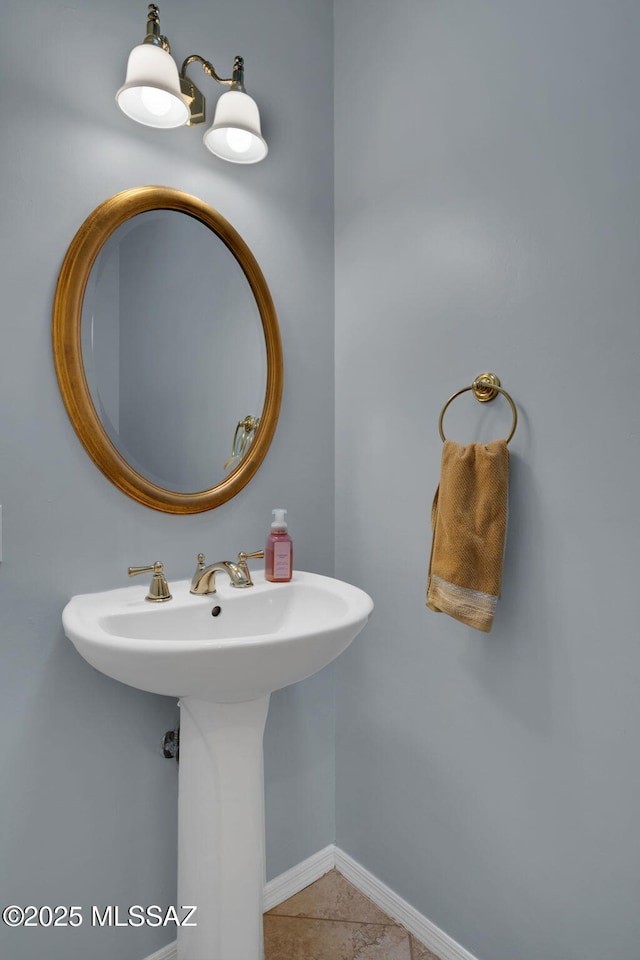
<box><xmin>81</xmin><ymin>209</ymin><xmax>266</xmax><ymax>493</ymax></box>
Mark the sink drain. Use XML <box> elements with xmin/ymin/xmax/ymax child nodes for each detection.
<box><xmin>211</xmin><ymin>605</ymin><xmax>222</xmax><ymax>617</ymax></box>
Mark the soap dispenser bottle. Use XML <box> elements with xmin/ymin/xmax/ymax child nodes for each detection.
<box><xmin>265</xmin><ymin>509</ymin><xmax>293</xmax><ymax>582</ymax></box>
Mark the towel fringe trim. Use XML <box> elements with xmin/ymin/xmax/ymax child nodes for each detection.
<box><xmin>427</xmin><ymin>575</ymin><xmax>497</xmax><ymax>633</ymax></box>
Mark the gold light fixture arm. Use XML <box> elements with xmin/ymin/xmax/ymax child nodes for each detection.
<box><xmin>181</xmin><ymin>54</ymin><xmax>240</xmax><ymax>89</ymax></box>
<box><xmin>179</xmin><ymin>55</ymin><xmax>245</xmax><ymax>126</ymax></box>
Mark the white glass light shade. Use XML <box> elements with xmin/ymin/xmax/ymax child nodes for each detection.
<box><xmin>203</xmin><ymin>90</ymin><xmax>268</xmax><ymax>164</ymax></box>
<box><xmin>116</xmin><ymin>44</ymin><xmax>189</xmax><ymax>128</ymax></box>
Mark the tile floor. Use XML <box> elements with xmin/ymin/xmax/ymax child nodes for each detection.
<box><xmin>264</xmin><ymin>869</ymin><xmax>441</xmax><ymax>960</ymax></box>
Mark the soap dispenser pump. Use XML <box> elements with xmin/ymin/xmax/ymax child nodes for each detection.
<box><xmin>265</xmin><ymin>508</ymin><xmax>293</xmax><ymax>582</ymax></box>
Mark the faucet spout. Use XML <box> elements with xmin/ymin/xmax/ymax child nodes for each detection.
<box><xmin>190</xmin><ymin>561</ymin><xmax>238</xmax><ymax>595</ymax></box>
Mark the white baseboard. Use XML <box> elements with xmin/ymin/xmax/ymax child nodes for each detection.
<box><xmin>333</xmin><ymin>847</ymin><xmax>479</xmax><ymax>960</ymax></box>
<box><xmin>263</xmin><ymin>843</ymin><xmax>336</xmax><ymax>910</ymax></box>
<box><xmin>143</xmin><ymin>843</ymin><xmax>478</xmax><ymax>960</ymax></box>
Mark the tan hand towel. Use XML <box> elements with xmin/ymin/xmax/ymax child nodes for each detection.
<box><xmin>427</xmin><ymin>439</ymin><xmax>509</xmax><ymax>632</ymax></box>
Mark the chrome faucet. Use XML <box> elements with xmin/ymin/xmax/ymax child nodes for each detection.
<box><xmin>190</xmin><ymin>551</ymin><xmax>264</xmax><ymax>595</ymax></box>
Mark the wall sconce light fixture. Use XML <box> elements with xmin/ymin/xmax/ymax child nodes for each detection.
<box><xmin>116</xmin><ymin>4</ymin><xmax>268</xmax><ymax>164</ymax></box>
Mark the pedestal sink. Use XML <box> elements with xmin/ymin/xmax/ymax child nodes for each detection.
<box><xmin>62</xmin><ymin>570</ymin><xmax>373</xmax><ymax>960</ymax></box>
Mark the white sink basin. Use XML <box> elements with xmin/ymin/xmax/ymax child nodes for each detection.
<box><xmin>63</xmin><ymin>570</ymin><xmax>373</xmax><ymax>702</ymax></box>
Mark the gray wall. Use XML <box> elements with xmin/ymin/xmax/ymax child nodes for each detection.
<box><xmin>334</xmin><ymin>2</ymin><xmax>640</xmax><ymax>960</ymax></box>
<box><xmin>3</xmin><ymin>2</ymin><xmax>639</xmax><ymax>959</ymax></box>
<box><xmin>0</xmin><ymin>1</ymin><xmax>334</xmax><ymax>958</ymax></box>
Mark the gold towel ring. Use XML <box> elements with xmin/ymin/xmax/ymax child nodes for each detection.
<box><xmin>438</xmin><ymin>372</ymin><xmax>518</xmax><ymax>444</ymax></box>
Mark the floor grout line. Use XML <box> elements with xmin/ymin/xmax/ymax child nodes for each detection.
<box><xmin>266</xmin><ymin>913</ymin><xmax>401</xmax><ymax>927</ymax></box>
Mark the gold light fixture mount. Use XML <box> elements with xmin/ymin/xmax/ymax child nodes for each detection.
<box><xmin>143</xmin><ymin>4</ymin><xmax>170</xmax><ymax>52</ymax></box>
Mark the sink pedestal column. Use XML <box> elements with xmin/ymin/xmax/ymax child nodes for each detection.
<box><xmin>177</xmin><ymin>695</ymin><xmax>271</xmax><ymax>960</ymax></box>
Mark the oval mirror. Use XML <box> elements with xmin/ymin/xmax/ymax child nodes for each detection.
<box><xmin>53</xmin><ymin>187</ymin><xmax>283</xmax><ymax>513</ymax></box>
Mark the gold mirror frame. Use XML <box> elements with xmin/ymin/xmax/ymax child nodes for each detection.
<box><xmin>53</xmin><ymin>186</ymin><xmax>283</xmax><ymax>514</ymax></box>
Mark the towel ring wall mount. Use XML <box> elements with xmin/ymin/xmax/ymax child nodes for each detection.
<box><xmin>438</xmin><ymin>372</ymin><xmax>518</xmax><ymax>444</ymax></box>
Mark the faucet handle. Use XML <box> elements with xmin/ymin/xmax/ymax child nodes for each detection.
<box><xmin>128</xmin><ymin>560</ymin><xmax>172</xmax><ymax>603</ymax></box>
<box><xmin>236</xmin><ymin>550</ymin><xmax>265</xmax><ymax>587</ymax></box>
<box><xmin>238</xmin><ymin>550</ymin><xmax>265</xmax><ymax>562</ymax></box>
